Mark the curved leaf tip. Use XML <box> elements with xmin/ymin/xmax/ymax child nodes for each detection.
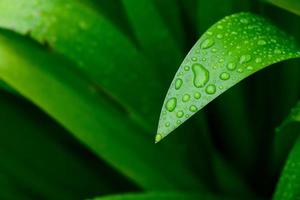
<box><xmin>156</xmin><ymin>12</ymin><xmax>300</xmax><ymax>142</ymax></box>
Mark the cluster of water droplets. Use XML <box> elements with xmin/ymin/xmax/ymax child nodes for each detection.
<box><xmin>157</xmin><ymin>12</ymin><xmax>300</xmax><ymax>141</ymax></box>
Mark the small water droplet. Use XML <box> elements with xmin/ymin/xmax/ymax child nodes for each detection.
<box><xmin>257</xmin><ymin>39</ymin><xmax>267</xmax><ymax>46</ymax></box>
<box><xmin>194</xmin><ymin>92</ymin><xmax>201</xmax><ymax>99</ymax></box>
<box><xmin>176</xmin><ymin>111</ymin><xmax>184</xmax><ymax>118</ymax></box>
<box><xmin>165</xmin><ymin>122</ymin><xmax>170</xmax><ymax>127</ymax></box>
<box><xmin>239</xmin><ymin>54</ymin><xmax>252</xmax><ymax>64</ymax></box>
<box><xmin>177</xmin><ymin>120</ymin><xmax>181</xmax><ymax>124</ymax></box>
<box><xmin>165</xmin><ymin>97</ymin><xmax>177</xmax><ymax>112</ymax></box>
<box><xmin>192</xmin><ymin>63</ymin><xmax>209</xmax><ymax>88</ymax></box>
<box><xmin>184</xmin><ymin>66</ymin><xmax>190</xmax><ymax>71</ymax></box>
<box><xmin>220</xmin><ymin>72</ymin><xmax>230</xmax><ymax>80</ymax></box>
<box><xmin>189</xmin><ymin>105</ymin><xmax>198</xmax><ymax>112</ymax></box>
<box><xmin>175</xmin><ymin>78</ymin><xmax>183</xmax><ymax>90</ymax></box>
<box><xmin>217</xmin><ymin>25</ymin><xmax>223</xmax><ymax>29</ymax></box>
<box><xmin>240</xmin><ymin>18</ymin><xmax>249</xmax><ymax>24</ymax></box>
<box><xmin>201</xmin><ymin>38</ymin><xmax>215</xmax><ymax>49</ymax></box>
<box><xmin>182</xmin><ymin>94</ymin><xmax>191</xmax><ymax>102</ymax></box>
<box><xmin>155</xmin><ymin>134</ymin><xmax>162</xmax><ymax>143</ymax></box>
<box><xmin>274</xmin><ymin>49</ymin><xmax>281</xmax><ymax>54</ymax></box>
<box><xmin>255</xmin><ymin>57</ymin><xmax>262</xmax><ymax>63</ymax></box>
<box><xmin>237</xmin><ymin>68</ymin><xmax>244</xmax><ymax>73</ymax></box>
<box><xmin>217</xmin><ymin>34</ymin><xmax>223</xmax><ymax>39</ymax></box>
<box><xmin>206</xmin><ymin>84</ymin><xmax>216</xmax><ymax>94</ymax></box>
<box><xmin>227</xmin><ymin>62</ymin><xmax>237</xmax><ymax>71</ymax></box>
<box><xmin>246</xmin><ymin>66</ymin><xmax>254</xmax><ymax>71</ymax></box>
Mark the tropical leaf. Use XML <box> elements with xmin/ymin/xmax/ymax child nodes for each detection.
<box><xmin>0</xmin><ymin>0</ymin><xmax>164</xmax><ymax>132</ymax></box>
<box><xmin>156</xmin><ymin>12</ymin><xmax>300</xmax><ymax>142</ymax></box>
<box><xmin>0</xmin><ymin>29</ymin><xmax>203</xmax><ymax>191</ymax></box>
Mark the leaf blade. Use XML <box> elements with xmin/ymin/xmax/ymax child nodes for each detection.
<box><xmin>157</xmin><ymin>12</ymin><xmax>300</xmax><ymax>141</ymax></box>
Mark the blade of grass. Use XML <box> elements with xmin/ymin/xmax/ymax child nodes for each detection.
<box><xmin>156</xmin><ymin>12</ymin><xmax>300</xmax><ymax>142</ymax></box>
<box><xmin>0</xmin><ymin>29</ymin><xmax>204</xmax><ymax>191</ymax></box>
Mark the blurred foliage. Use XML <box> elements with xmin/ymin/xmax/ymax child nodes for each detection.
<box><xmin>0</xmin><ymin>0</ymin><xmax>299</xmax><ymax>200</ymax></box>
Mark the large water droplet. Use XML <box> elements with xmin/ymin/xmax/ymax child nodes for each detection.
<box><xmin>165</xmin><ymin>97</ymin><xmax>177</xmax><ymax>112</ymax></box>
<box><xmin>176</xmin><ymin>111</ymin><xmax>184</xmax><ymax>118</ymax></box>
<box><xmin>201</xmin><ymin>38</ymin><xmax>215</xmax><ymax>49</ymax></box>
<box><xmin>206</xmin><ymin>84</ymin><xmax>216</xmax><ymax>94</ymax></box>
<box><xmin>220</xmin><ymin>72</ymin><xmax>230</xmax><ymax>80</ymax></box>
<box><xmin>182</xmin><ymin>94</ymin><xmax>191</xmax><ymax>102</ymax></box>
<box><xmin>175</xmin><ymin>78</ymin><xmax>183</xmax><ymax>90</ymax></box>
<box><xmin>257</xmin><ymin>39</ymin><xmax>267</xmax><ymax>46</ymax></box>
<box><xmin>192</xmin><ymin>63</ymin><xmax>209</xmax><ymax>88</ymax></box>
<box><xmin>239</xmin><ymin>54</ymin><xmax>252</xmax><ymax>64</ymax></box>
<box><xmin>227</xmin><ymin>62</ymin><xmax>237</xmax><ymax>71</ymax></box>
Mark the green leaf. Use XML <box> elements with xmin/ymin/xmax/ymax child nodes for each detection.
<box><xmin>0</xmin><ymin>0</ymin><xmax>164</xmax><ymax>132</ymax></box>
<box><xmin>92</xmin><ymin>192</ymin><xmax>233</xmax><ymax>200</ymax></box>
<box><xmin>121</xmin><ymin>0</ymin><xmax>183</xmax><ymax>76</ymax></box>
<box><xmin>0</xmin><ymin>29</ymin><xmax>203</xmax><ymax>190</ymax></box>
<box><xmin>0</xmin><ymin>90</ymin><xmax>125</xmax><ymax>199</ymax></box>
<box><xmin>266</xmin><ymin>0</ymin><xmax>300</xmax><ymax>16</ymax></box>
<box><xmin>273</xmin><ymin>102</ymin><xmax>300</xmax><ymax>200</ymax></box>
<box><xmin>156</xmin><ymin>12</ymin><xmax>300</xmax><ymax>142</ymax></box>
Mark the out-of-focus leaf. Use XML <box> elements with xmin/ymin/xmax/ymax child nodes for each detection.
<box><xmin>0</xmin><ymin>90</ymin><xmax>131</xmax><ymax>199</ymax></box>
<box><xmin>0</xmin><ymin>30</ymin><xmax>203</xmax><ymax>191</ymax></box>
<box><xmin>0</xmin><ymin>0</ymin><xmax>164</xmax><ymax>132</ymax></box>
<box><xmin>273</xmin><ymin>102</ymin><xmax>300</xmax><ymax>200</ymax></box>
<box><xmin>156</xmin><ymin>12</ymin><xmax>300</xmax><ymax>142</ymax></box>
<box><xmin>0</xmin><ymin>169</ymin><xmax>33</xmax><ymax>200</ymax></box>
<box><xmin>121</xmin><ymin>0</ymin><xmax>183</xmax><ymax>78</ymax></box>
<box><xmin>92</xmin><ymin>192</ymin><xmax>234</xmax><ymax>200</ymax></box>
<box><xmin>266</xmin><ymin>0</ymin><xmax>300</xmax><ymax>16</ymax></box>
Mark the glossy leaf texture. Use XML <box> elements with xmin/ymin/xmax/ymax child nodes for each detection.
<box><xmin>0</xmin><ymin>0</ymin><xmax>164</xmax><ymax>132</ymax></box>
<box><xmin>156</xmin><ymin>12</ymin><xmax>300</xmax><ymax>142</ymax></box>
<box><xmin>273</xmin><ymin>101</ymin><xmax>300</xmax><ymax>200</ymax></box>
<box><xmin>92</xmin><ymin>192</ymin><xmax>235</xmax><ymax>200</ymax></box>
<box><xmin>266</xmin><ymin>0</ymin><xmax>300</xmax><ymax>16</ymax></box>
<box><xmin>0</xmin><ymin>29</ymin><xmax>203</xmax><ymax>190</ymax></box>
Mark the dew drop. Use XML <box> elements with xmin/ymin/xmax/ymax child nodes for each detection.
<box><xmin>217</xmin><ymin>34</ymin><xmax>223</xmax><ymax>39</ymax></box>
<box><xmin>257</xmin><ymin>39</ymin><xmax>267</xmax><ymax>46</ymax></box>
<box><xmin>194</xmin><ymin>92</ymin><xmax>201</xmax><ymax>99</ymax></box>
<box><xmin>184</xmin><ymin>66</ymin><xmax>190</xmax><ymax>71</ymax></box>
<box><xmin>165</xmin><ymin>97</ymin><xmax>177</xmax><ymax>112</ymax></box>
<box><xmin>246</xmin><ymin>66</ymin><xmax>254</xmax><ymax>71</ymax></box>
<box><xmin>240</xmin><ymin>18</ymin><xmax>249</xmax><ymax>24</ymax></box>
<box><xmin>182</xmin><ymin>94</ymin><xmax>191</xmax><ymax>102</ymax></box>
<box><xmin>175</xmin><ymin>78</ymin><xmax>183</xmax><ymax>90</ymax></box>
<box><xmin>274</xmin><ymin>49</ymin><xmax>282</xmax><ymax>54</ymax></box>
<box><xmin>220</xmin><ymin>72</ymin><xmax>230</xmax><ymax>80</ymax></box>
<box><xmin>201</xmin><ymin>38</ymin><xmax>215</xmax><ymax>49</ymax></box>
<box><xmin>155</xmin><ymin>134</ymin><xmax>162</xmax><ymax>143</ymax></box>
<box><xmin>177</xmin><ymin>120</ymin><xmax>181</xmax><ymax>125</ymax></box>
<box><xmin>255</xmin><ymin>57</ymin><xmax>262</xmax><ymax>63</ymax></box>
<box><xmin>237</xmin><ymin>68</ymin><xmax>244</xmax><ymax>73</ymax></box>
<box><xmin>227</xmin><ymin>62</ymin><xmax>237</xmax><ymax>71</ymax></box>
<box><xmin>206</xmin><ymin>84</ymin><xmax>216</xmax><ymax>94</ymax></box>
<box><xmin>189</xmin><ymin>105</ymin><xmax>198</xmax><ymax>112</ymax></box>
<box><xmin>192</xmin><ymin>63</ymin><xmax>209</xmax><ymax>88</ymax></box>
<box><xmin>165</xmin><ymin>122</ymin><xmax>170</xmax><ymax>127</ymax></box>
<box><xmin>176</xmin><ymin>111</ymin><xmax>184</xmax><ymax>118</ymax></box>
<box><xmin>239</xmin><ymin>54</ymin><xmax>252</xmax><ymax>64</ymax></box>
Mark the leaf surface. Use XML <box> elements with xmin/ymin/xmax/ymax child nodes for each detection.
<box><xmin>156</xmin><ymin>12</ymin><xmax>300</xmax><ymax>142</ymax></box>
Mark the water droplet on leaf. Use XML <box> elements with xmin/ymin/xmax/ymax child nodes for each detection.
<box><xmin>165</xmin><ymin>97</ymin><xmax>177</xmax><ymax>112</ymax></box>
<box><xmin>175</xmin><ymin>78</ymin><xmax>183</xmax><ymax>90</ymax></box>
<box><xmin>192</xmin><ymin>63</ymin><xmax>209</xmax><ymax>88</ymax></box>
<box><xmin>206</xmin><ymin>84</ymin><xmax>217</xmax><ymax>94</ymax></box>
